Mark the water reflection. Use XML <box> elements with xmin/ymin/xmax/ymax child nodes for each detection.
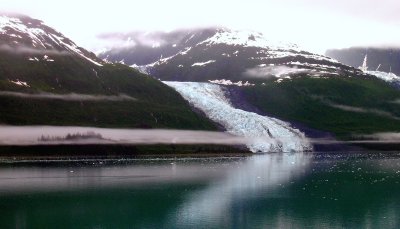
<box><xmin>0</xmin><ymin>153</ymin><xmax>399</xmax><ymax>229</ymax></box>
<box><xmin>169</xmin><ymin>153</ymin><xmax>310</xmax><ymax>228</ymax></box>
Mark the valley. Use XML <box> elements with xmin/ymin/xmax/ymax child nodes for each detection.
<box><xmin>1</xmin><ymin>14</ymin><xmax>400</xmax><ymax>152</ymax></box>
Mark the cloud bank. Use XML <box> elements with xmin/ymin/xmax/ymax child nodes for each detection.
<box><xmin>1</xmin><ymin>126</ymin><xmax>399</xmax><ymax>147</ymax></box>
<box><xmin>4</xmin><ymin>0</ymin><xmax>400</xmax><ymax>53</ymax></box>
<box><xmin>0</xmin><ymin>44</ymin><xmax>70</xmax><ymax>55</ymax></box>
<box><xmin>328</xmin><ymin>103</ymin><xmax>400</xmax><ymax>120</ymax></box>
<box><xmin>0</xmin><ymin>126</ymin><xmax>257</xmax><ymax>146</ymax></box>
<box><xmin>0</xmin><ymin>91</ymin><xmax>137</xmax><ymax>101</ymax></box>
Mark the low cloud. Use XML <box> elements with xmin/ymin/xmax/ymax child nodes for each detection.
<box><xmin>0</xmin><ymin>91</ymin><xmax>136</xmax><ymax>101</ymax></box>
<box><xmin>0</xmin><ymin>126</ymin><xmax>348</xmax><ymax>148</ymax></box>
<box><xmin>352</xmin><ymin>132</ymin><xmax>400</xmax><ymax>144</ymax></box>
<box><xmin>363</xmin><ymin>132</ymin><xmax>400</xmax><ymax>141</ymax></box>
<box><xmin>1</xmin><ymin>126</ymin><xmax>399</xmax><ymax>147</ymax></box>
<box><xmin>97</xmin><ymin>28</ymin><xmax>216</xmax><ymax>49</ymax></box>
<box><xmin>391</xmin><ymin>99</ymin><xmax>400</xmax><ymax>104</ymax></box>
<box><xmin>243</xmin><ymin>65</ymin><xmax>311</xmax><ymax>78</ymax></box>
<box><xmin>0</xmin><ymin>44</ymin><xmax>70</xmax><ymax>55</ymax></box>
<box><xmin>328</xmin><ymin>103</ymin><xmax>400</xmax><ymax>120</ymax></box>
<box><xmin>98</xmin><ymin>31</ymin><xmax>171</xmax><ymax>48</ymax></box>
<box><xmin>0</xmin><ymin>126</ymin><xmax>259</xmax><ymax>146</ymax></box>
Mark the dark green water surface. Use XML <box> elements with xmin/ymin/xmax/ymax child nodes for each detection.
<box><xmin>0</xmin><ymin>152</ymin><xmax>399</xmax><ymax>228</ymax></box>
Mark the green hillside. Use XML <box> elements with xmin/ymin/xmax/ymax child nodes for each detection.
<box><xmin>242</xmin><ymin>76</ymin><xmax>400</xmax><ymax>139</ymax></box>
<box><xmin>0</xmin><ymin>52</ymin><xmax>216</xmax><ymax>130</ymax></box>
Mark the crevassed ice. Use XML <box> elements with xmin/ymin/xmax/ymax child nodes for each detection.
<box><xmin>164</xmin><ymin>81</ymin><xmax>312</xmax><ymax>152</ymax></box>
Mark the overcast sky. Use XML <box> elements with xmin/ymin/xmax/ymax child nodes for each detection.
<box><xmin>2</xmin><ymin>0</ymin><xmax>400</xmax><ymax>54</ymax></box>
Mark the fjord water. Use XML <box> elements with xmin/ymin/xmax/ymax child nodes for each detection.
<box><xmin>0</xmin><ymin>153</ymin><xmax>399</xmax><ymax>228</ymax></box>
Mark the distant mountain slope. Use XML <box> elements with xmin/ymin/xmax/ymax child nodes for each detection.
<box><xmin>0</xmin><ymin>14</ymin><xmax>216</xmax><ymax>130</ymax></box>
<box><xmin>100</xmin><ymin>28</ymin><xmax>218</xmax><ymax>66</ymax></box>
<box><xmin>100</xmin><ymin>28</ymin><xmax>362</xmax><ymax>83</ymax></box>
<box><xmin>326</xmin><ymin>47</ymin><xmax>400</xmax><ymax>76</ymax></box>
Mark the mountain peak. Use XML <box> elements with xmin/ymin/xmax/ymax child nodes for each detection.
<box><xmin>199</xmin><ymin>28</ymin><xmax>300</xmax><ymax>51</ymax></box>
<box><xmin>0</xmin><ymin>13</ymin><xmax>103</xmax><ymax>66</ymax></box>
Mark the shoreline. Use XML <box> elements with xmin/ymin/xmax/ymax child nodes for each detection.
<box><xmin>0</xmin><ymin>144</ymin><xmax>399</xmax><ymax>164</ymax></box>
<box><xmin>0</xmin><ymin>144</ymin><xmax>252</xmax><ymax>162</ymax></box>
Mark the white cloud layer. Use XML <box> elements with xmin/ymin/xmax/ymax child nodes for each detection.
<box><xmin>2</xmin><ymin>0</ymin><xmax>400</xmax><ymax>54</ymax></box>
<box><xmin>0</xmin><ymin>91</ymin><xmax>137</xmax><ymax>101</ymax></box>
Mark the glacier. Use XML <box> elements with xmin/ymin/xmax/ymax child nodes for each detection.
<box><xmin>164</xmin><ymin>81</ymin><xmax>312</xmax><ymax>152</ymax></box>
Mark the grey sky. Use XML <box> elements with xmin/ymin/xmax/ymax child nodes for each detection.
<box><xmin>2</xmin><ymin>0</ymin><xmax>400</xmax><ymax>54</ymax></box>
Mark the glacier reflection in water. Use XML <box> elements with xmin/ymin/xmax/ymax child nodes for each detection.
<box><xmin>169</xmin><ymin>153</ymin><xmax>310</xmax><ymax>227</ymax></box>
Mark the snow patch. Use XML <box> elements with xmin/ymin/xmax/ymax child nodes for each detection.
<box><xmin>8</xmin><ymin>34</ymin><xmax>22</xmax><ymax>38</ymax></box>
<box><xmin>28</xmin><ymin>57</ymin><xmax>39</xmax><ymax>61</ymax></box>
<box><xmin>43</xmin><ymin>55</ymin><xmax>54</xmax><ymax>62</ymax></box>
<box><xmin>192</xmin><ymin>60</ymin><xmax>216</xmax><ymax>67</ymax></box>
<box><xmin>367</xmin><ymin>71</ymin><xmax>400</xmax><ymax>83</ymax></box>
<box><xmin>209</xmin><ymin>79</ymin><xmax>254</xmax><ymax>87</ymax></box>
<box><xmin>130</xmin><ymin>64</ymin><xmax>149</xmax><ymax>74</ymax></box>
<box><xmin>180</xmin><ymin>47</ymin><xmax>192</xmax><ymax>55</ymax></box>
<box><xmin>9</xmin><ymin>79</ymin><xmax>30</xmax><ymax>87</ymax></box>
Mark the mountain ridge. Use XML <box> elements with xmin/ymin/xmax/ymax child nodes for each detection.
<box><xmin>100</xmin><ymin>28</ymin><xmax>363</xmax><ymax>84</ymax></box>
<box><xmin>0</xmin><ymin>13</ymin><xmax>217</xmax><ymax>130</ymax></box>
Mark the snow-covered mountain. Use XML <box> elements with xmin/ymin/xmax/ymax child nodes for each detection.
<box><xmin>0</xmin><ymin>13</ymin><xmax>109</xmax><ymax>94</ymax></box>
<box><xmin>100</xmin><ymin>28</ymin><xmax>362</xmax><ymax>83</ymax></box>
<box><xmin>0</xmin><ymin>13</ymin><xmax>102</xmax><ymax>66</ymax></box>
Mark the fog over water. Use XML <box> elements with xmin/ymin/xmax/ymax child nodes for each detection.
<box><xmin>0</xmin><ymin>126</ymin><xmax>256</xmax><ymax>146</ymax></box>
<box><xmin>0</xmin><ymin>126</ymin><xmax>399</xmax><ymax>149</ymax></box>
